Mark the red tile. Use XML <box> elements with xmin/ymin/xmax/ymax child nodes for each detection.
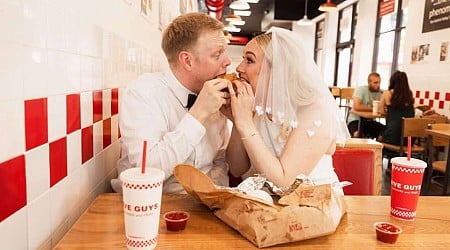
<box><xmin>415</xmin><ymin>90</ymin><xmax>420</xmax><ymax>98</ymax></box>
<box><xmin>446</xmin><ymin>93</ymin><xmax>450</xmax><ymax>101</ymax></box>
<box><xmin>419</xmin><ymin>99</ymin><xmax>424</xmax><ymax>104</ymax></box>
<box><xmin>439</xmin><ymin>101</ymin><xmax>444</xmax><ymax>109</ymax></box>
<box><xmin>25</xmin><ymin>98</ymin><xmax>48</xmax><ymax>151</ymax></box>
<box><xmin>0</xmin><ymin>155</ymin><xmax>26</xmax><ymax>222</ymax></box>
<box><xmin>82</xmin><ymin>126</ymin><xmax>93</xmax><ymax>164</ymax></box>
<box><xmin>103</xmin><ymin>118</ymin><xmax>111</xmax><ymax>149</ymax></box>
<box><xmin>434</xmin><ymin>92</ymin><xmax>440</xmax><ymax>100</ymax></box>
<box><xmin>66</xmin><ymin>94</ymin><xmax>81</xmax><ymax>134</ymax></box>
<box><xmin>111</xmin><ymin>88</ymin><xmax>119</xmax><ymax>115</ymax></box>
<box><xmin>49</xmin><ymin>137</ymin><xmax>67</xmax><ymax>187</ymax></box>
<box><xmin>425</xmin><ymin>91</ymin><xmax>430</xmax><ymax>98</ymax></box>
<box><xmin>93</xmin><ymin>90</ymin><xmax>103</xmax><ymax>123</ymax></box>
<box><xmin>428</xmin><ymin>100</ymin><xmax>434</xmax><ymax>108</ymax></box>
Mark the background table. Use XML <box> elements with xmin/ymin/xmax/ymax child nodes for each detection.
<box><xmin>55</xmin><ymin>193</ymin><xmax>450</xmax><ymax>249</ymax></box>
<box><xmin>425</xmin><ymin>124</ymin><xmax>450</xmax><ymax>195</ymax></box>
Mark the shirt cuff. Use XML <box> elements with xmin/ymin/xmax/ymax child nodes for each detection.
<box><xmin>176</xmin><ymin>113</ymin><xmax>205</xmax><ymax>145</ymax></box>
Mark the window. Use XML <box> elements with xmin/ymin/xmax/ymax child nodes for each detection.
<box><xmin>334</xmin><ymin>2</ymin><xmax>358</xmax><ymax>88</ymax></box>
<box><xmin>314</xmin><ymin>20</ymin><xmax>325</xmax><ymax>67</ymax></box>
<box><xmin>373</xmin><ymin>0</ymin><xmax>408</xmax><ymax>90</ymax></box>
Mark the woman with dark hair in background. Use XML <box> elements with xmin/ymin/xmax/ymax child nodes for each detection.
<box><xmin>378</xmin><ymin>71</ymin><xmax>415</xmax><ymax>145</ymax></box>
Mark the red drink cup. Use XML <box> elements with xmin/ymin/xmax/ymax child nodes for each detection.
<box><xmin>390</xmin><ymin>157</ymin><xmax>427</xmax><ymax>220</ymax></box>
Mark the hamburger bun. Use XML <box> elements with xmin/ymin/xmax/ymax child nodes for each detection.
<box><xmin>217</xmin><ymin>73</ymin><xmax>239</xmax><ymax>82</ymax></box>
<box><xmin>217</xmin><ymin>73</ymin><xmax>239</xmax><ymax>92</ymax></box>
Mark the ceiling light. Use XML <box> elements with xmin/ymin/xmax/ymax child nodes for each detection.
<box><xmin>224</xmin><ymin>24</ymin><xmax>241</xmax><ymax>33</ymax></box>
<box><xmin>225</xmin><ymin>14</ymin><xmax>241</xmax><ymax>22</ymax></box>
<box><xmin>234</xmin><ymin>10</ymin><xmax>251</xmax><ymax>16</ymax></box>
<box><xmin>242</xmin><ymin>0</ymin><xmax>259</xmax><ymax>3</ymax></box>
<box><xmin>229</xmin><ymin>1</ymin><xmax>250</xmax><ymax>10</ymax></box>
<box><xmin>319</xmin><ymin>0</ymin><xmax>338</xmax><ymax>12</ymax></box>
<box><xmin>297</xmin><ymin>0</ymin><xmax>313</xmax><ymax>26</ymax></box>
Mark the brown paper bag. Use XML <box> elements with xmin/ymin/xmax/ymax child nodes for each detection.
<box><xmin>174</xmin><ymin>165</ymin><xmax>346</xmax><ymax>248</ymax></box>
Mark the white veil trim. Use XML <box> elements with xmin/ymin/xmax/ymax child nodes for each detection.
<box><xmin>253</xmin><ymin>27</ymin><xmax>350</xmax><ymax>145</ymax></box>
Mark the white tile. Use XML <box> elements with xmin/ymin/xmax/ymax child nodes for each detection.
<box><xmin>49</xmin><ymin>173</ymin><xmax>79</xmax><ymax>234</ymax></box>
<box><xmin>47</xmin><ymin>50</ymin><xmax>68</xmax><ymax>96</ymax></box>
<box><xmin>80</xmin><ymin>91</ymin><xmax>93</xmax><ymax>128</ymax></box>
<box><xmin>93</xmin><ymin>121</ymin><xmax>103</xmax><ymax>155</ymax></box>
<box><xmin>92</xmin><ymin>57</ymin><xmax>103</xmax><ymax>90</ymax></box>
<box><xmin>22</xmin><ymin>0</ymin><xmax>47</xmax><ymax>48</ymax></box>
<box><xmin>0</xmin><ymin>0</ymin><xmax>24</xmax><ymax>43</ymax></box>
<box><xmin>64</xmin><ymin>10</ymin><xmax>80</xmax><ymax>54</ymax></box>
<box><xmin>66</xmin><ymin>53</ymin><xmax>81</xmax><ymax>94</ymax></box>
<box><xmin>0</xmin><ymin>42</ymin><xmax>24</xmax><ymax>101</ymax></box>
<box><xmin>0</xmin><ymin>206</ymin><xmax>28</xmax><ymax>249</ymax></box>
<box><xmin>27</xmin><ymin>192</ymin><xmax>52</xmax><ymax>250</ymax></box>
<box><xmin>80</xmin><ymin>56</ymin><xmax>93</xmax><ymax>92</ymax></box>
<box><xmin>23</xmin><ymin>46</ymin><xmax>49</xmax><ymax>99</ymax></box>
<box><xmin>25</xmin><ymin>144</ymin><xmax>50</xmax><ymax>202</ymax></box>
<box><xmin>46</xmin><ymin>3</ymin><xmax>66</xmax><ymax>51</ymax></box>
<box><xmin>104</xmin><ymin>141</ymin><xmax>120</xmax><ymax>173</ymax></box>
<box><xmin>47</xmin><ymin>95</ymin><xmax>66</xmax><ymax>142</ymax></box>
<box><xmin>66</xmin><ymin>130</ymin><xmax>81</xmax><ymax>174</ymax></box>
<box><xmin>111</xmin><ymin>115</ymin><xmax>119</xmax><ymax>142</ymax></box>
<box><xmin>78</xmin><ymin>21</ymin><xmax>103</xmax><ymax>58</ymax></box>
<box><xmin>0</xmin><ymin>100</ymin><xmax>25</xmax><ymax>163</ymax></box>
<box><xmin>103</xmin><ymin>88</ymin><xmax>111</xmax><ymax>119</ymax></box>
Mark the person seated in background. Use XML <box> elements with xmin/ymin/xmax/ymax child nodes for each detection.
<box><xmin>347</xmin><ymin>72</ymin><xmax>385</xmax><ymax>139</ymax></box>
<box><xmin>225</xmin><ymin>27</ymin><xmax>350</xmax><ymax>194</ymax></box>
<box><xmin>112</xmin><ymin>13</ymin><xmax>232</xmax><ymax>194</ymax></box>
<box><xmin>378</xmin><ymin>71</ymin><xmax>415</xmax><ymax>145</ymax></box>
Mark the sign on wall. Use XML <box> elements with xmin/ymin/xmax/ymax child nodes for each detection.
<box><xmin>422</xmin><ymin>0</ymin><xmax>450</xmax><ymax>33</ymax></box>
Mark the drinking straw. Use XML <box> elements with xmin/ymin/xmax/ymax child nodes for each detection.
<box><xmin>141</xmin><ymin>140</ymin><xmax>148</xmax><ymax>174</ymax></box>
<box><xmin>407</xmin><ymin>136</ymin><xmax>411</xmax><ymax>161</ymax></box>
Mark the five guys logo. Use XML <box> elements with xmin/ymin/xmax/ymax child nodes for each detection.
<box><xmin>124</xmin><ymin>203</ymin><xmax>159</xmax><ymax>213</ymax></box>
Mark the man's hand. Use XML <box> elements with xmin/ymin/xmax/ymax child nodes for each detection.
<box><xmin>189</xmin><ymin>79</ymin><xmax>230</xmax><ymax>124</ymax></box>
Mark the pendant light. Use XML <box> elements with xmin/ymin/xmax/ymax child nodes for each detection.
<box><xmin>229</xmin><ymin>0</ymin><xmax>250</xmax><ymax>10</ymax></box>
<box><xmin>319</xmin><ymin>0</ymin><xmax>338</xmax><ymax>12</ymax></box>
<box><xmin>297</xmin><ymin>0</ymin><xmax>312</xmax><ymax>26</ymax></box>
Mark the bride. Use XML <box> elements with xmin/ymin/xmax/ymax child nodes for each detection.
<box><xmin>225</xmin><ymin>27</ymin><xmax>350</xmax><ymax>193</ymax></box>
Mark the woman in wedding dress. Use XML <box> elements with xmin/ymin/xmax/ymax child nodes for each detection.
<box><xmin>226</xmin><ymin>27</ymin><xmax>350</xmax><ymax>194</ymax></box>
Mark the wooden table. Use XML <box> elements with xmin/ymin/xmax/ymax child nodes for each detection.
<box><xmin>55</xmin><ymin>193</ymin><xmax>450</xmax><ymax>249</ymax></box>
<box><xmin>350</xmin><ymin>110</ymin><xmax>384</xmax><ymax>137</ymax></box>
<box><xmin>425</xmin><ymin>123</ymin><xmax>450</xmax><ymax>195</ymax></box>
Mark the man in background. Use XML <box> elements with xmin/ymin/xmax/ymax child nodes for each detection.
<box><xmin>112</xmin><ymin>13</ymin><xmax>232</xmax><ymax>193</ymax></box>
<box><xmin>347</xmin><ymin>72</ymin><xmax>385</xmax><ymax>139</ymax></box>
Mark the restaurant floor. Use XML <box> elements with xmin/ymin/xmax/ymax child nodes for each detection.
<box><xmin>381</xmin><ymin>158</ymin><xmax>446</xmax><ymax>196</ymax></box>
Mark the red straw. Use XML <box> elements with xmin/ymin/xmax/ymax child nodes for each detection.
<box><xmin>141</xmin><ymin>140</ymin><xmax>148</xmax><ymax>174</ymax></box>
<box><xmin>407</xmin><ymin>136</ymin><xmax>411</xmax><ymax>161</ymax></box>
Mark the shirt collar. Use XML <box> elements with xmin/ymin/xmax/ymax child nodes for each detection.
<box><xmin>163</xmin><ymin>71</ymin><xmax>196</xmax><ymax>108</ymax></box>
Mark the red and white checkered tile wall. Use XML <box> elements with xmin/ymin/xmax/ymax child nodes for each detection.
<box><xmin>415</xmin><ymin>90</ymin><xmax>450</xmax><ymax>111</ymax></box>
<box><xmin>0</xmin><ymin>89</ymin><xmax>120</xmax><ymax>223</ymax></box>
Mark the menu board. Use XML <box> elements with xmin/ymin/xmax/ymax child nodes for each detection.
<box><xmin>422</xmin><ymin>0</ymin><xmax>450</xmax><ymax>33</ymax></box>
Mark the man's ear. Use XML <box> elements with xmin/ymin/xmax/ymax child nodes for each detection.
<box><xmin>179</xmin><ymin>51</ymin><xmax>192</xmax><ymax>70</ymax></box>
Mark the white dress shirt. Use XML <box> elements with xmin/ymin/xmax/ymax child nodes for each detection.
<box><xmin>112</xmin><ymin>71</ymin><xmax>230</xmax><ymax>193</ymax></box>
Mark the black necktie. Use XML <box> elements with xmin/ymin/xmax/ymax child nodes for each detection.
<box><xmin>186</xmin><ymin>94</ymin><xmax>197</xmax><ymax>110</ymax></box>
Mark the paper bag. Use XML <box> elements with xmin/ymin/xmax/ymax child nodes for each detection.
<box><xmin>174</xmin><ymin>165</ymin><xmax>346</xmax><ymax>248</ymax></box>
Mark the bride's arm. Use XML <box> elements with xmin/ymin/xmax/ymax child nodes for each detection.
<box><xmin>226</xmin><ymin>126</ymin><xmax>251</xmax><ymax>177</ymax></box>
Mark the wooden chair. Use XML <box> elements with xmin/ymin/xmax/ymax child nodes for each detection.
<box><xmin>329</xmin><ymin>86</ymin><xmax>341</xmax><ymax>99</ymax></box>
<box><xmin>339</xmin><ymin>87</ymin><xmax>355</xmax><ymax>120</ymax></box>
<box><xmin>382</xmin><ymin>117</ymin><xmax>436</xmax><ymax>164</ymax></box>
<box><xmin>424</xmin><ymin>123</ymin><xmax>449</xmax><ymax>192</ymax></box>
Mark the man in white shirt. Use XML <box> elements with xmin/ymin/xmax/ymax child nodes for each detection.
<box><xmin>112</xmin><ymin>13</ymin><xmax>232</xmax><ymax>193</ymax></box>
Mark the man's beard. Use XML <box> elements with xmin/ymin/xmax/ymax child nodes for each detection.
<box><xmin>369</xmin><ymin>86</ymin><xmax>379</xmax><ymax>92</ymax></box>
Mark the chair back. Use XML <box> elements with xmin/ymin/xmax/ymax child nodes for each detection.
<box><xmin>339</xmin><ymin>87</ymin><xmax>355</xmax><ymax>102</ymax></box>
<box><xmin>402</xmin><ymin>117</ymin><xmax>435</xmax><ymax>138</ymax></box>
<box><xmin>329</xmin><ymin>86</ymin><xmax>340</xmax><ymax>98</ymax></box>
<box><xmin>332</xmin><ymin>148</ymin><xmax>375</xmax><ymax>195</ymax></box>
